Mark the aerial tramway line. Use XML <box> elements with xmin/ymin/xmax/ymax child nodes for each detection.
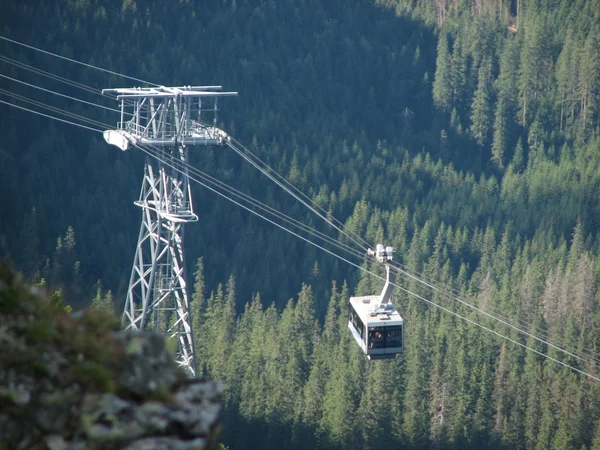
<box><xmin>2</xmin><ymin>34</ymin><xmax>600</xmax><ymax>381</ymax></box>
<box><xmin>100</xmin><ymin>83</ymin><xmax>404</xmax><ymax>367</ymax></box>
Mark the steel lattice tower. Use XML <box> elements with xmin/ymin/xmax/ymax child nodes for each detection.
<box><xmin>103</xmin><ymin>85</ymin><xmax>237</xmax><ymax>377</ymax></box>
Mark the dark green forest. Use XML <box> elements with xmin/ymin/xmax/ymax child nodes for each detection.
<box><xmin>2</xmin><ymin>0</ymin><xmax>600</xmax><ymax>448</ymax></box>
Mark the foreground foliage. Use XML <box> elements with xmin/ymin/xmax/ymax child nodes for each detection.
<box><xmin>0</xmin><ymin>265</ymin><xmax>223</xmax><ymax>450</ymax></box>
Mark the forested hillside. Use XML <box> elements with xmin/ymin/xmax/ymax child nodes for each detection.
<box><xmin>2</xmin><ymin>0</ymin><xmax>600</xmax><ymax>449</ymax></box>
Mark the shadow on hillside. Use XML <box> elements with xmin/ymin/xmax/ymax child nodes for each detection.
<box><xmin>220</xmin><ymin>408</ymin><xmax>350</xmax><ymax>450</ymax></box>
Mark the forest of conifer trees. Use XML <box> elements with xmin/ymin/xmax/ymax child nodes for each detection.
<box><xmin>2</xmin><ymin>0</ymin><xmax>600</xmax><ymax>448</ymax></box>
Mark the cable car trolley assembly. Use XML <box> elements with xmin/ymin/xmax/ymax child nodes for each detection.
<box><xmin>348</xmin><ymin>244</ymin><xmax>404</xmax><ymax>360</ymax></box>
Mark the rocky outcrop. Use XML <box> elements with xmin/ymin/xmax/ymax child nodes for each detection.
<box><xmin>0</xmin><ymin>266</ymin><xmax>222</xmax><ymax>450</ymax></box>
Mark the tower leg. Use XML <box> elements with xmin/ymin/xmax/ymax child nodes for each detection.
<box><xmin>122</xmin><ymin>152</ymin><xmax>197</xmax><ymax>377</ymax></box>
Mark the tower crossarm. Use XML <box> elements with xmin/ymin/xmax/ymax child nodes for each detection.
<box><xmin>102</xmin><ymin>86</ymin><xmax>237</xmax><ymax>150</ymax></box>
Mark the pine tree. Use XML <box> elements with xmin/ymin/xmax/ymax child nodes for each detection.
<box><xmin>523</xmin><ymin>321</ymin><xmax>545</xmax><ymax>450</ymax></box>
<box><xmin>402</xmin><ymin>318</ymin><xmax>431</xmax><ymax>447</ymax></box>
<box><xmin>198</xmin><ymin>283</ymin><xmax>224</xmax><ymax>377</ymax></box>
<box><xmin>535</xmin><ymin>363</ymin><xmax>557</xmax><ymax>450</ymax></box>
<box><xmin>190</xmin><ymin>257</ymin><xmax>206</xmax><ymax>376</ymax></box>
<box><xmin>470</xmin><ymin>58</ymin><xmax>494</xmax><ymax>149</ymax></box>
<box><xmin>235</xmin><ymin>295</ymin><xmax>274</xmax><ymax>450</ymax></box>
<box><xmin>294</xmin><ymin>283</ymin><xmax>316</xmax><ymax>378</ymax></box>
<box><xmin>211</xmin><ymin>275</ymin><xmax>237</xmax><ymax>391</ymax></box>
<box><xmin>491</xmin><ymin>37</ymin><xmax>519</xmax><ymax>168</ymax></box>
<box><xmin>355</xmin><ymin>362</ymin><xmax>394</xmax><ymax>450</ymax></box>
<box><xmin>433</xmin><ymin>32</ymin><xmax>453</xmax><ymax>112</ymax></box>
<box><xmin>491</xmin><ymin>99</ymin><xmax>509</xmax><ymax>168</ymax></box>
<box><xmin>450</xmin><ymin>34</ymin><xmax>467</xmax><ymax>113</ymax></box>
<box><xmin>90</xmin><ymin>282</ymin><xmax>115</xmax><ymax>314</ymax></box>
<box><xmin>319</xmin><ymin>355</ymin><xmax>357</xmax><ymax>449</ymax></box>
<box><xmin>511</xmin><ymin>137</ymin><xmax>525</xmax><ymax>172</ymax></box>
<box><xmin>429</xmin><ymin>320</ymin><xmax>449</xmax><ymax>445</ymax></box>
<box><xmin>555</xmin><ymin>31</ymin><xmax>579</xmax><ymax>135</ymax></box>
<box><xmin>471</xmin><ymin>347</ymin><xmax>496</xmax><ymax>448</ymax></box>
<box><xmin>591</xmin><ymin>420</ymin><xmax>600</xmax><ymax>450</ymax></box>
<box><xmin>577</xmin><ymin>31</ymin><xmax>600</xmax><ymax>143</ymax></box>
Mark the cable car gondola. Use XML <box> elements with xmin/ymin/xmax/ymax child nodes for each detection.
<box><xmin>348</xmin><ymin>245</ymin><xmax>404</xmax><ymax>360</ymax></box>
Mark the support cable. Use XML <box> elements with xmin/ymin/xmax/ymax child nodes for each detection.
<box><xmin>228</xmin><ymin>136</ymin><xmax>600</xmax><ymax>367</ymax></box>
<box><xmin>226</xmin><ymin>136</ymin><xmax>568</xmax><ymax>358</ymax></box>
<box><xmin>390</xmin><ymin>263</ymin><xmax>600</xmax><ymax>366</ymax></box>
<box><xmin>0</xmin><ymin>73</ymin><xmax>122</xmax><ymax>113</ymax></box>
<box><xmin>228</xmin><ymin>137</ymin><xmax>371</xmax><ymax>252</ymax></box>
<box><xmin>133</xmin><ymin>140</ymin><xmax>600</xmax><ymax>383</ymax></box>
<box><xmin>0</xmin><ymin>55</ymin><xmax>137</xmax><ymax>112</ymax></box>
<box><xmin>0</xmin><ymin>55</ymin><xmax>112</xmax><ymax>98</ymax></box>
<box><xmin>137</xmin><ymin>142</ymin><xmax>366</xmax><ymax>260</ymax></box>
<box><xmin>3</xmin><ymin>68</ymin><xmax>598</xmax><ymax>378</ymax></box>
<box><xmin>228</xmin><ymin>134</ymin><xmax>597</xmax><ymax>365</ymax></box>
<box><xmin>139</xmin><ymin>137</ymin><xmax>600</xmax><ymax>371</ymax></box>
<box><xmin>0</xmin><ymin>99</ymin><xmax>103</xmax><ymax>133</ymax></box>
<box><xmin>0</xmin><ymin>89</ymin><xmax>113</xmax><ymax>130</ymax></box>
<box><xmin>0</xmin><ymin>35</ymin><xmax>157</xmax><ymax>86</ymax></box>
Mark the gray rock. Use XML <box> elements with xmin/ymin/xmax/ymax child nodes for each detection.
<box><xmin>123</xmin><ymin>437</ymin><xmax>207</xmax><ymax>450</ymax></box>
<box><xmin>112</xmin><ymin>332</ymin><xmax>185</xmax><ymax>399</ymax></box>
<box><xmin>45</xmin><ymin>435</ymin><xmax>67</xmax><ymax>450</ymax></box>
<box><xmin>1</xmin><ymin>329</ymin><xmax>222</xmax><ymax>450</ymax></box>
<box><xmin>0</xmin><ymin>270</ymin><xmax>222</xmax><ymax>450</ymax></box>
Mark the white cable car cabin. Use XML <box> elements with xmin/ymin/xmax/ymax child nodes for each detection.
<box><xmin>348</xmin><ymin>245</ymin><xmax>404</xmax><ymax>360</ymax></box>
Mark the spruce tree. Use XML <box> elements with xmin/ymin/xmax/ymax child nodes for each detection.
<box><xmin>433</xmin><ymin>32</ymin><xmax>453</xmax><ymax>112</ymax></box>
<box><xmin>190</xmin><ymin>257</ymin><xmax>207</xmax><ymax>376</ymax></box>
<box><xmin>577</xmin><ymin>31</ymin><xmax>600</xmax><ymax>143</ymax></box>
<box><xmin>450</xmin><ymin>34</ymin><xmax>467</xmax><ymax>113</ymax></box>
<box><xmin>491</xmin><ymin>36</ymin><xmax>519</xmax><ymax>168</ymax></box>
<box><xmin>355</xmin><ymin>362</ymin><xmax>394</xmax><ymax>450</ymax></box>
<box><xmin>555</xmin><ymin>30</ymin><xmax>579</xmax><ymax>135</ymax></box>
<box><xmin>470</xmin><ymin>59</ymin><xmax>493</xmax><ymax>150</ymax></box>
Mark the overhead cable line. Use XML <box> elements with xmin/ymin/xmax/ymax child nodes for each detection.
<box><xmin>136</xmin><ymin>134</ymin><xmax>600</xmax><ymax>374</ymax></box>
<box><xmin>131</xmin><ymin>140</ymin><xmax>600</xmax><ymax>383</ymax></box>
<box><xmin>390</xmin><ymin>276</ymin><xmax>600</xmax><ymax>381</ymax></box>
<box><xmin>0</xmin><ymin>73</ymin><xmax>122</xmax><ymax>113</ymax></box>
<box><xmin>0</xmin><ymin>35</ymin><xmax>157</xmax><ymax>86</ymax></box>
<box><xmin>227</xmin><ymin>136</ymin><xmax>600</xmax><ymax>368</ymax></box>
<box><xmin>0</xmin><ymin>89</ymin><xmax>113</xmax><ymax>130</ymax></box>
<box><xmin>226</xmin><ymin>137</ymin><xmax>571</xmax><ymax>358</ymax></box>
<box><xmin>4</xmin><ymin>63</ymin><xmax>598</xmax><ymax>379</ymax></box>
<box><xmin>0</xmin><ymin>55</ymin><xmax>111</xmax><ymax>98</ymax></box>
<box><xmin>384</xmin><ymin>251</ymin><xmax>600</xmax><ymax>366</ymax></box>
<box><xmin>0</xmin><ymin>99</ymin><xmax>103</xmax><ymax>133</ymax></box>
<box><xmin>228</xmin><ymin>136</ymin><xmax>372</xmax><ymax>252</ymax></box>
<box><xmin>390</xmin><ymin>266</ymin><xmax>600</xmax><ymax>367</ymax></box>
<box><xmin>134</xmin><ymin>128</ymin><xmax>600</xmax><ymax>371</ymax></box>
<box><xmin>0</xmin><ymin>54</ymin><xmax>139</xmax><ymax>114</ymax></box>
<box><xmin>136</xmin><ymin>141</ymin><xmax>367</xmax><ymax>261</ymax></box>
